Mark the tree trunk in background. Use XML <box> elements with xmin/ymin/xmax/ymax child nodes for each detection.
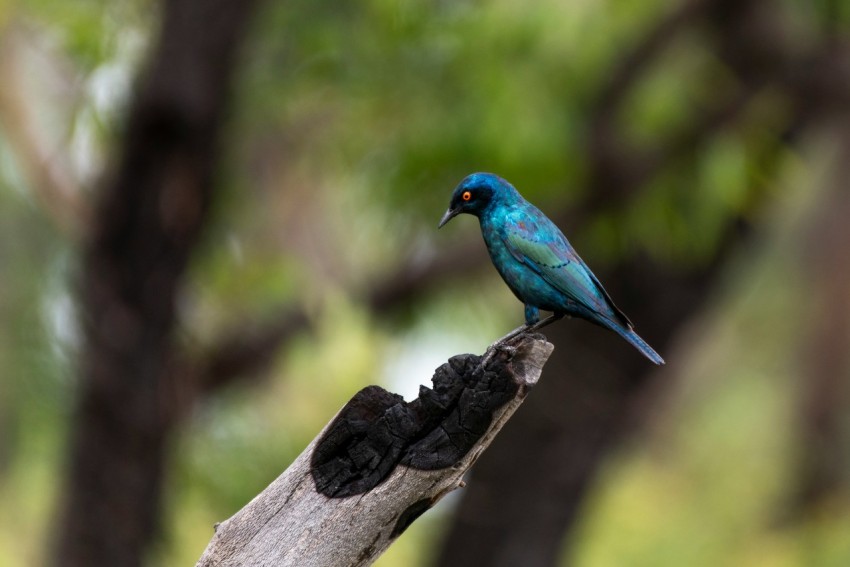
<box><xmin>790</xmin><ymin>127</ymin><xmax>850</xmax><ymax>517</ymax></box>
<box><xmin>53</xmin><ymin>0</ymin><xmax>258</xmax><ymax>565</ymax></box>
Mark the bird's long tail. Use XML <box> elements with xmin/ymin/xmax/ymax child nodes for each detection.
<box><xmin>599</xmin><ymin>319</ymin><xmax>665</xmax><ymax>365</ymax></box>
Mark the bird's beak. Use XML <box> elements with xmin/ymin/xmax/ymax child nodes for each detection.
<box><xmin>438</xmin><ymin>208</ymin><xmax>461</xmax><ymax>229</ymax></box>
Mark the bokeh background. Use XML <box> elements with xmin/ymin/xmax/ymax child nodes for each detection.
<box><xmin>1</xmin><ymin>0</ymin><xmax>850</xmax><ymax>565</ymax></box>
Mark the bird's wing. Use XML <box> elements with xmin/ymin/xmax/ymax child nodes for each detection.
<box><xmin>502</xmin><ymin>225</ymin><xmax>633</xmax><ymax>328</ymax></box>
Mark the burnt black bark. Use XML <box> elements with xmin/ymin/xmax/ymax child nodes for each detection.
<box><xmin>312</xmin><ymin>351</ymin><xmax>521</xmax><ymax>497</ymax></box>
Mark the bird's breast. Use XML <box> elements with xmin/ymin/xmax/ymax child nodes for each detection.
<box><xmin>480</xmin><ymin>221</ymin><xmax>566</xmax><ymax>312</ymax></box>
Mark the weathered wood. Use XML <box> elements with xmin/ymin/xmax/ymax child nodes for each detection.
<box><xmin>196</xmin><ymin>336</ymin><xmax>553</xmax><ymax>567</ymax></box>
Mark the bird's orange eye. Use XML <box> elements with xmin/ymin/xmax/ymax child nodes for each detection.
<box><xmin>462</xmin><ymin>191</ymin><xmax>472</xmax><ymax>201</ymax></box>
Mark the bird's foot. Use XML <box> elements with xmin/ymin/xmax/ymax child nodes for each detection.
<box><xmin>491</xmin><ymin>341</ymin><xmax>518</xmax><ymax>358</ymax></box>
<box><xmin>479</xmin><ymin>314</ymin><xmax>566</xmax><ymax>370</ymax></box>
<box><xmin>478</xmin><ymin>326</ymin><xmax>527</xmax><ymax>370</ymax></box>
<box><xmin>489</xmin><ymin>313</ymin><xmax>564</xmax><ymax>351</ymax></box>
<box><xmin>478</xmin><ymin>341</ymin><xmax>517</xmax><ymax>370</ymax></box>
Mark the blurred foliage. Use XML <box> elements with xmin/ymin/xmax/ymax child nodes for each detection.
<box><xmin>0</xmin><ymin>146</ymin><xmax>70</xmax><ymax>565</ymax></box>
<box><xmin>0</xmin><ymin>0</ymin><xmax>849</xmax><ymax>565</ymax></box>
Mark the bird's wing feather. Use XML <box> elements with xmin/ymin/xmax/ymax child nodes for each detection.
<box><xmin>502</xmin><ymin>221</ymin><xmax>633</xmax><ymax>328</ymax></box>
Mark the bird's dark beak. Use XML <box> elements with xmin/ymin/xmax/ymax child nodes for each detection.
<box><xmin>438</xmin><ymin>207</ymin><xmax>461</xmax><ymax>229</ymax></box>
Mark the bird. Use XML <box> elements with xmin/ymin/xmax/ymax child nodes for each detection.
<box><xmin>438</xmin><ymin>172</ymin><xmax>664</xmax><ymax>365</ymax></box>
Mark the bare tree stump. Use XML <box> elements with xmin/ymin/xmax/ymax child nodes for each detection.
<box><xmin>196</xmin><ymin>335</ymin><xmax>553</xmax><ymax>567</ymax></box>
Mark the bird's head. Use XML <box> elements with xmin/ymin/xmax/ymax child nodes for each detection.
<box><xmin>438</xmin><ymin>172</ymin><xmax>511</xmax><ymax>228</ymax></box>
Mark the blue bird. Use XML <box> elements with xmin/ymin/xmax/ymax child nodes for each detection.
<box><xmin>439</xmin><ymin>172</ymin><xmax>664</xmax><ymax>365</ymax></box>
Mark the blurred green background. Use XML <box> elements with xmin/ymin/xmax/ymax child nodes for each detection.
<box><xmin>1</xmin><ymin>0</ymin><xmax>849</xmax><ymax>565</ymax></box>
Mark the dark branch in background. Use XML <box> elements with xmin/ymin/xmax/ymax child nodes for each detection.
<box><xmin>590</xmin><ymin>0</ymin><xmax>711</xmax><ymax>116</ymax></box>
<box><xmin>184</xmin><ymin>238</ymin><xmax>485</xmax><ymax>393</ymax></box>
<box><xmin>192</xmin><ymin>307</ymin><xmax>310</xmax><ymax>397</ymax></box>
<box><xmin>583</xmin><ymin>85</ymin><xmax>757</xmax><ymax>215</ymax></box>
<box><xmin>583</xmin><ymin>0</ymin><xmax>712</xmax><ymax>207</ymax></box>
<box><xmin>54</xmin><ymin>0</ymin><xmax>259</xmax><ymax>565</ymax></box>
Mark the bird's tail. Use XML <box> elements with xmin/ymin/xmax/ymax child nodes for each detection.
<box><xmin>600</xmin><ymin>319</ymin><xmax>665</xmax><ymax>365</ymax></box>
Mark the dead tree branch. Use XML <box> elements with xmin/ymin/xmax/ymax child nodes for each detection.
<box><xmin>196</xmin><ymin>336</ymin><xmax>553</xmax><ymax>567</ymax></box>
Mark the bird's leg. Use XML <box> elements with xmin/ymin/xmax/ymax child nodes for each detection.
<box><xmin>491</xmin><ymin>305</ymin><xmax>540</xmax><ymax>346</ymax></box>
<box><xmin>484</xmin><ymin>312</ymin><xmax>564</xmax><ymax>367</ymax></box>
<box><xmin>480</xmin><ymin>312</ymin><xmax>566</xmax><ymax>369</ymax></box>
<box><xmin>491</xmin><ymin>312</ymin><xmax>565</xmax><ymax>349</ymax></box>
<box><xmin>525</xmin><ymin>312</ymin><xmax>565</xmax><ymax>334</ymax></box>
<box><xmin>494</xmin><ymin>313</ymin><xmax>564</xmax><ymax>347</ymax></box>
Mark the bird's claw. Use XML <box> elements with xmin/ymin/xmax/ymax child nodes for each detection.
<box><xmin>479</xmin><ymin>313</ymin><xmax>565</xmax><ymax>370</ymax></box>
<box><xmin>479</xmin><ymin>329</ymin><xmax>527</xmax><ymax>370</ymax></box>
<box><xmin>478</xmin><ymin>342</ymin><xmax>515</xmax><ymax>370</ymax></box>
<box><xmin>493</xmin><ymin>342</ymin><xmax>518</xmax><ymax>357</ymax></box>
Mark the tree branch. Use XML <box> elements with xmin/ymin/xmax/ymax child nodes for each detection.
<box><xmin>196</xmin><ymin>336</ymin><xmax>554</xmax><ymax>567</ymax></box>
